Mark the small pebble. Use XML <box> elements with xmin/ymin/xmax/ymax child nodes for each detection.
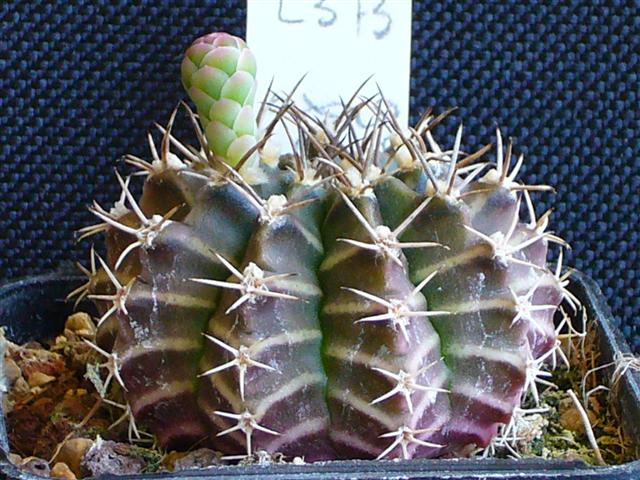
<box><xmin>51</xmin><ymin>462</ymin><xmax>77</xmax><ymax>480</ymax></box>
<box><xmin>27</xmin><ymin>371</ymin><xmax>56</xmax><ymax>387</ymax></box>
<box><xmin>81</xmin><ymin>438</ymin><xmax>146</xmax><ymax>476</ymax></box>
<box><xmin>57</xmin><ymin>438</ymin><xmax>94</xmax><ymax>477</ymax></box>
<box><xmin>64</xmin><ymin>313</ymin><xmax>96</xmax><ymax>339</ymax></box>
<box><xmin>3</xmin><ymin>358</ymin><xmax>22</xmax><ymax>384</ymax></box>
<box><xmin>172</xmin><ymin>448</ymin><xmax>219</xmax><ymax>471</ymax></box>
<box><xmin>20</xmin><ymin>457</ymin><xmax>50</xmax><ymax>476</ymax></box>
<box><xmin>12</xmin><ymin>376</ymin><xmax>30</xmax><ymax>396</ymax></box>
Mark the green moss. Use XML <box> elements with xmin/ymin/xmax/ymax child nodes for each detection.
<box><xmin>129</xmin><ymin>445</ymin><xmax>163</xmax><ymax>473</ymax></box>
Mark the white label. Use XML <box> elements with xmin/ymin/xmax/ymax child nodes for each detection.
<box><xmin>247</xmin><ymin>0</ymin><xmax>412</xmax><ymax>139</ymax></box>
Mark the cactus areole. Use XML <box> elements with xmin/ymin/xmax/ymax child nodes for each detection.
<box><xmin>77</xmin><ymin>32</ymin><xmax>574</xmax><ymax>462</ymax></box>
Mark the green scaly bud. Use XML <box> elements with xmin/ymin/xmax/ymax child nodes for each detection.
<box><xmin>182</xmin><ymin>33</ymin><xmax>258</xmax><ymax>167</ymax></box>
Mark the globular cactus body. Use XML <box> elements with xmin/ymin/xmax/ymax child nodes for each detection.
<box><xmin>77</xmin><ymin>33</ymin><xmax>571</xmax><ymax>461</ymax></box>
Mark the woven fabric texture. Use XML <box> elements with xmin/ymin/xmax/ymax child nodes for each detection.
<box><xmin>0</xmin><ymin>1</ymin><xmax>638</xmax><ymax>351</ymax></box>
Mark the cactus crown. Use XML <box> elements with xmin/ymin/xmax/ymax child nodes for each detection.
<box><xmin>75</xmin><ymin>32</ymin><xmax>574</xmax><ymax>462</ymax></box>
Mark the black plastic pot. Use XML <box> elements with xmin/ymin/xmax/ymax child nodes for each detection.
<box><xmin>0</xmin><ymin>271</ymin><xmax>638</xmax><ymax>479</ymax></box>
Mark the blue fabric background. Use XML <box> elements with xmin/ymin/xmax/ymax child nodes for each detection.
<box><xmin>0</xmin><ymin>1</ymin><xmax>638</xmax><ymax>351</ymax></box>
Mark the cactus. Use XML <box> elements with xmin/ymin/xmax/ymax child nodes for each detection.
<box><xmin>75</xmin><ymin>32</ymin><xmax>574</xmax><ymax>461</ymax></box>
